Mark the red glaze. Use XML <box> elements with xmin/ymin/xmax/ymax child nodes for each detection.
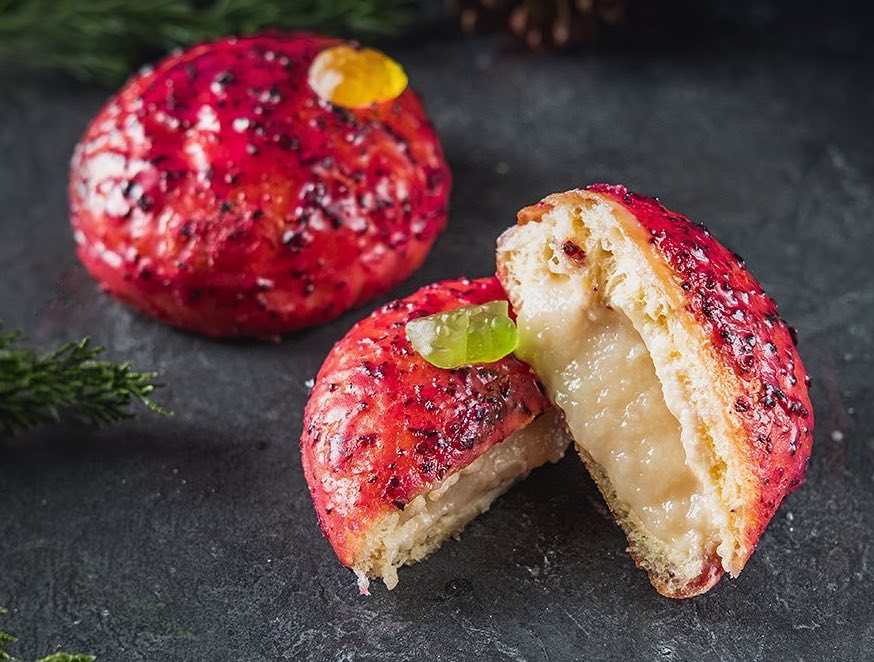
<box><xmin>70</xmin><ymin>33</ymin><xmax>450</xmax><ymax>337</ymax></box>
<box><xmin>300</xmin><ymin>277</ymin><xmax>549</xmax><ymax>567</ymax></box>
<box><xmin>588</xmin><ymin>184</ymin><xmax>814</xmax><ymax>558</ymax></box>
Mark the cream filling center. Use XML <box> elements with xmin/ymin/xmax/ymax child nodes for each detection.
<box><xmin>516</xmin><ymin>283</ymin><xmax>716</xmax><ymax>560</ymax></box>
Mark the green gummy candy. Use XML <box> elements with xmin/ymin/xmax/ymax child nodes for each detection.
<box><xmin>405</xmin><ymin>300</ymin><xmax>518</xmax><ymax>369</ymax></box>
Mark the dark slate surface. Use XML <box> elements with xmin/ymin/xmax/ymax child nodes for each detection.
<box><xmin>1</xmin><ymin>3</ymin><xmax>873</xmax><ymax>661</ymax></box>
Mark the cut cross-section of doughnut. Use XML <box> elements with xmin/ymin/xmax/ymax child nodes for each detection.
<box><xmin>497</xmin><ymin>185</ymin><xmax>813</xmax><ymax>598</ymax></box>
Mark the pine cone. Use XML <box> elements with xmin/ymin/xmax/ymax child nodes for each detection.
<box><xmin>448</xmin><ymin>0</ymin><xmax>625</xmax><ymax>49</ymax></box>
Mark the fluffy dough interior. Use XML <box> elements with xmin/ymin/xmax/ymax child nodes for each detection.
<box><xmin>499</xmin><ymin>199</ymin><xmax>733</xmax><ymax>582</ymax></box>
<box><xmin>354</xmin><ymin>409</ymin><xmax>568</xmax><ymax>591</ymax></box>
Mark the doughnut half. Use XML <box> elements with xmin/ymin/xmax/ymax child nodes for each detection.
<box><xmin>300</xmin><ymin>277</ymin><xmax>567</xmax><ymax>591</ymax></box>
<box><xmin>497</xmin><ymin>184</ymin><xmax>813</xmax><ymax>597</ymax></box>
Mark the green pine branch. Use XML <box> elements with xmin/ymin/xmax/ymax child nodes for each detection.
<box><xmin>0</xmin><ymin>0</ymin><xmax>417</xmax><ymax>85</ymax></box>
<box><xmin>0</xmin><ymin>328</ymin><xmax>170</xmax><ymax>436</ymax></box>
<box><xmin>0</xmin><ymin>608</ymin><xmax>14</xmax><ymax>662</ymax></box>
<box><xmin>1</xmin><ymin>608</ymin><xmax>94</xmax><ymax>662</ymax></box>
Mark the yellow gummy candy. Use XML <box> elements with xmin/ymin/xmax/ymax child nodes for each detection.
<box><xmin>308</xmin><ymin>45</ymin><xmax>408</xmax><ymax>108</ymax></box>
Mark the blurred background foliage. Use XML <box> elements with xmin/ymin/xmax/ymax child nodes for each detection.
<box><xmin>0</xmin><ymin>0</ymin><xmax>417</xmax><ymax>84</ymax></box>
<box><xmin>0</xmin><ymin>0</ymin><xmax>869</xmax><ymax>86</ymax></box>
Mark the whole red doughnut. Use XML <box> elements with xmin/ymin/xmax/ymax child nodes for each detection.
<box><xmin>69</xmin><ymin>33</ymin><xmax>451</xmax><ymax>337</ymax></box>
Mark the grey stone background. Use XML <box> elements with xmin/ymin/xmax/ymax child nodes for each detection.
<box><xmin>1</xmin><ymin>2</ymin><xmax>872</xmax><ymax>660</ymax></box>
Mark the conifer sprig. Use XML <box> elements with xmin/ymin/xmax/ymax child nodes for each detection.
<box><xmin>0</xmin><ymin>329</ymin><xmax>170</xmax><ymax>435</ymax></box>
<box><xmin>0</xmin><ymin>0</ymin><xmax>416</xmax><ymax>84</ymax></box>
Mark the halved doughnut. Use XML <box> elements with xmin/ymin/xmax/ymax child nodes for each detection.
<box><xmin>496</xmin><ymin>185</ymin><xmax>813</xmax><ymax>597</ymax></box>
<box><xmin>300</xmin><ymin>277</ymin><xmax>568</xmax><ymax>591</ymax></box>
